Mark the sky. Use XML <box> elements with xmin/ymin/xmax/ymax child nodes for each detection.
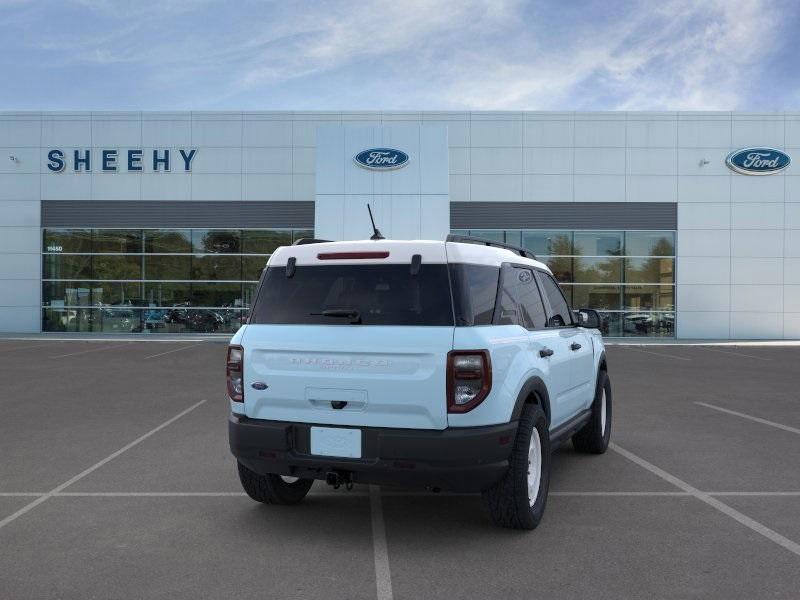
<box><xmin>1</xmin><ymin>0</ymin><xmax>799</xmax><ymax>111</ymax></box>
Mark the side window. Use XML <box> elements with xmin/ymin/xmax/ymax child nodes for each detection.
<box><xmin>450</xmin><ymin>264</ymin><xmax>500</xmax><ymax>326</ymax></box>
<box><xmin>538</xmin><ymin>271</ymin><xmax>573</xmax><ymax>327</ymax></box>
<box><xmin>496</xmin><ymin>265</ymin><xmax>547</xmax><ymax>330</ymax></box>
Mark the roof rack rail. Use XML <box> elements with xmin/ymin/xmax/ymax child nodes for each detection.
<box><xmin>292</xmin><ymin>238</ymin><xmax>333</xmax><ymax>245</ymax></box>
<box><xmin>445</xmin><ymin>234</ymin><xmax>537</xmax><ymax>260</ymax></box>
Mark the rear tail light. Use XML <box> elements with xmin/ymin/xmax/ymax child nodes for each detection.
<box><xmin>226</xmin><ymin>345</ymin><xmax>244</xmax><ymax>402</ymax></box>
<box><xmin>447</xmin><ymin>350</ymin><xmax>491</xmax><ymax>413</ymax></box>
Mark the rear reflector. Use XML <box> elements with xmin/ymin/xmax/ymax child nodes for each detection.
<box><xmin>317</xmin><ymin>251</ymin><xmax>390</xmax><ymax>260</ymax></box>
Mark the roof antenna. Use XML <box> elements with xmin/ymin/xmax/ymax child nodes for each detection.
<box><xmin>367</xmin><ymin>204</ymin><xmax>385</xmax><ymax>240</ymax></box>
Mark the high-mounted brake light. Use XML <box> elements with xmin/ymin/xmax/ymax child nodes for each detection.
<box><xmin>447</xmin><ymin>350</ymin><xmax>492</xmax><ymax>413</ymax></box>
<box><xmin>226</xmin><ymin>345</ymin><xmax>244</xmax><ymax>402</ymax></box>
<box><xmin>317</xmin><ymin>251</ymin><xmax>390</xmax><ymax>260</ymax></box>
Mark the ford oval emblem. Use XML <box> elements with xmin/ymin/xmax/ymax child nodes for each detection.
<box><xmin>725</xmin><ymin>147</ymin><xmax>790</xmax><ymax>175</ymax></box>
<box><xmin>354</xmin><ymin>148</ymin><xmax>409</xmax><ymax>171</ymax></box>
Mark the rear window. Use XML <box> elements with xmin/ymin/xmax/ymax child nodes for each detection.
<box><xmin>249</xmin><ymin>264</ymin><xmax>454</xmax><ymax>326</ymax></box>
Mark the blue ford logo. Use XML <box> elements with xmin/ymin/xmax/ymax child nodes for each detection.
<box><xmin>354</xmin><ymin>148</ymin><xmax>409</xmax><ymax>170</ymax></box>
<box><xmin>726</xmin><ymin>147</ymin><xmax>790</xmax><ymax>175</ymax></box>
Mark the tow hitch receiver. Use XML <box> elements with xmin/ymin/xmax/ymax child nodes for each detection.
<box><xmin>325</xmin><ymin>470</ymin><xmax>354</xmax><ymax>490</ymax></box>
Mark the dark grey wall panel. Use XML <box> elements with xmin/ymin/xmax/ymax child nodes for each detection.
<box><xmin>451</xmin><ymin>202</ymin><xmax>677</xmax><ymax>230</ymax></box>
<box><xmin>42</xmin><ymin>201</ymin><xmax>315</xmax><ymax>228</ymax></box>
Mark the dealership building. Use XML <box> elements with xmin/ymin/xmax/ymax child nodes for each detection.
<box><xmin>0</xmin><ymin>110</ymin><xmax>798</xmax><ymax>339</ymax></box>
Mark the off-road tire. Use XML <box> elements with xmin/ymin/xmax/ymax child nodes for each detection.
<box><xmin>482</xmin><ymin>403</ymin><xmax>550</xmax><ymax>530</ymax></box>
<box><xmin>237</xmin><ymin>462</ymin><xmax>314</xmax><ymax>504</ymax></box>
<box><xmin>572</xmin><ymin>370</ymin><xmax>612</xmax><ymax>454</ymax></box>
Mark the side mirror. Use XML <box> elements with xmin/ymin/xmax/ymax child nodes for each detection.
<box><xmin>574</xmin><ymin>308</ymin><xmax>601</xmax><ymax>329</ymax></box>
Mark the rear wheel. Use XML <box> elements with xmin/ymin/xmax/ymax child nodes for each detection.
<box><xmin>237</xmin><ymin>462</ymin><xmax>313</xmax><ymax>504</ymax></box>
<box><xmin>572</xmin><ymin>370</ymin><xmax>612</xmax><ymax>454</ymax></box>
<box><xmin>482</xmin><ymin>403</ymin><xmax>550</xmax><ymax>530</ymax></box>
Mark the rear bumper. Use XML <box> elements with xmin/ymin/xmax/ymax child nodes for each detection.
<box><xmin>229</xmin><ymin>414</ymin><xmax>518</xmax><ymax>492</ymax></box>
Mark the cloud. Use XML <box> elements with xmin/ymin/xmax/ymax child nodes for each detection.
<box><xmin>427</xmin><ymin>0</ymin><xmax>790</xmax><ymax>110</ymax></box>
<box><xmin>0</xmin><ymin>0</ymin><xmax>796</xmax><ymax>110</ymax></box>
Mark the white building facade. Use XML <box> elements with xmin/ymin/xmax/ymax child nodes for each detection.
<box><xmin>0</xmin><ymin>110</ymin><xmax>798</xmax><ymax>339</ymax></box>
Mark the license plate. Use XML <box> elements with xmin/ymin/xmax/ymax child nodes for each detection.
<box><xmin>310</xmin><ymin>427</ymin><xmax>362</xmax><ymax>459</ymax></box>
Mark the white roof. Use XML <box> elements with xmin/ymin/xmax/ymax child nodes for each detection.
<box><xmin>268</xmin><ymin>238</ymin><xmax>550</xmax><ymax>272</ymax></box>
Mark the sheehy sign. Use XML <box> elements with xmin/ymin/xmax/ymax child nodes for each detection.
<box><xmin>46</xmin><ymin>148</ymin><xmax>197</xmax><ymax>172</ymax></box>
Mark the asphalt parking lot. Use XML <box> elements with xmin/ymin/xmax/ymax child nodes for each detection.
<box><xmin>1</xmin><ymin>338</ymin><xmax>799</xmax><ymax>599</ymax></box>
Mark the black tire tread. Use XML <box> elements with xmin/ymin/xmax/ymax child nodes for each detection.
<box><xmin>237</xmin><ymin>462</ymin><xmax>313</xmax><ymax>505</ymax></box>
<box><xmin>482</xmin><ymin>403</ymin><xmax>550</xmax><ymax>530</ymax></box>
<box><xmin>572</xmin><ymin>370</ymin><xmax>611</xmax><ymax>454</ymax></box>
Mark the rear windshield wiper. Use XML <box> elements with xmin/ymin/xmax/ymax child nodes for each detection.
<box><xmin>311</xmin><ymin>308</ymin><xmax>362</xmax><ymax>324</ymax></box>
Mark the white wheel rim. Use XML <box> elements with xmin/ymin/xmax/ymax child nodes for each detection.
<box><xmin>280</xmin><ymin>475</ymin><xmax>299</xmax><ymax>484</ymax></box>
<box><xmin>600</xmin><ymin>389</ymin><xmax>607</xmax><ymax>435</ymax></box>
<box><xmin>527</xmin><ymin>429</ymin><xmax>542</xmax><ymax>506</ymax></box>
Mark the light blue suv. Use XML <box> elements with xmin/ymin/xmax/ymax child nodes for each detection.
<box><xmin>228</xmin><ymin>235</ymin><xmax>611</xmax><ymax>529</ymax></box>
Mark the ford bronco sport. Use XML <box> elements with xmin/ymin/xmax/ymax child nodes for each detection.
<box><xmin>228</xmin><ymin>235</ymin><xmax>611</xmax><ymax>529</ymax></box>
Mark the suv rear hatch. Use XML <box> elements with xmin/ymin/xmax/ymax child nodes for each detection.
<box><xmin>241</xmin><ymin>241</ymin><xmax>454</xmax><ymax>430</ymax></box>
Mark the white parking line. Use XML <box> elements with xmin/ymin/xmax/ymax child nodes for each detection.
<box><xmin>696</xmin><ymin>402</ymin><xmax>800</xmax><ymax>436</ymax></box>
<box><xmin>55</xmin><ymin>492</ymin><xmax>245</xmax><ymax>497</ymax></box>
<box><xmin>620</xmin><ymin>346</ymin><xmax>691</xmax><ymax>361</ymax></box>
<box><xmin>696</xmin><ymin>347</ymin><xmax>771</xmax><ymax>361</ymax></box>
<box><xmin>0</xmin><ymin>400</ymin><xmax>206</xmax><ymax>532</ymax></box>
<box><xmin>369</xmin><ymin>485</ymin><xmax>394</xmax><ymax>600</ymax></box>
<box><xmin>50</xmin><ymin>342</ymin><xmax>133</xmax><ymax>358</ymax></box>
<box><xmin>143</xmin><ymin>344</ymin><xmax>203</xmax><ymax>360</ymax></box>
<box><xmin>610</xmin><ymin>442</ymin><xmax>800</xmax><ymax>558</ymax></box>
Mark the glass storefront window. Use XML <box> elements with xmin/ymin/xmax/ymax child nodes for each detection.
<box><xmin>624</xmin><ymin>285</ymin><xmax>675</xmax><ymax>311</ymax></box>
<box><xmin>541</xmin><ymin>256</ymin><xmax>573</xmax><ymax>283</ymax></box>
<box><xmin>41</xmin><ymin>227</ymin><xmax>674</xmax><ymax>338</ymax></box>
<box><xmin>521</xmin><ymin>231</ymin><xmax>573</xmax><ymax>256</ymax></box>
<box><xmin>144</xmin><ymin>230</ymin><xmax>192</xmax><ymax>253</ymax></box>
<box><xmin>242</xmin><ymin>256</ymin><xmax>269</xmax><ymax>281</ymax></box>
<box><xmin>43</xmin><ymin>281</ymin><xmax>143</xmax><ymax>307</ymax></box>
<box><xmin>624</xmin><ymin>257</ymin><xmax>674</xmax><ymax>284</ymax></box>
<box><xmin>191</xmin><ymin>255</ymin><xmax>243</xmax><ymax>281</ymax></box>
<box><xmin>574</xmin><ymin>231</ymin><xmax>623</xmax><ymax>256</ymax></box>
<box><xmin>623</xmin><ymin>312</ymin><xmax>675</xmax><ymax>337</ymax></box>
<box><xmin>292</xmin><ymin>230</ymin><xmax>314</xmax><ymax>242</ymax></box>
<box><xmin>625</xmin><ymin>231</ymin><xmax>675</xmax><ymax>256</ymax></box>
<box><xmin>469</xmin><ymin>230</ymin><xmax>505</xmax><ymax>243</ymax></box>
<box><xmin>143</xmin><ymin>282</ymin><xmax>192</xmax><ymax>307</ymax></box>
<box><xmin>42</xmin><ymin>227</ymin><xmax>311</xmax><ymax>334</ymax></box>
<box><xmin>190</xmin><ymin>282</ymin><xmax>244</xmax><ymax>307</ymax></box>
<box><xmin>43</xmin><ymin>254</ymin><xmax>92</xmax><ymax>279</ymax></box>
<box><xmin>192</xmin><ymin>229</ymin><xmax>241</xmax><ymax>253</ymax></box>
<box><xmin>454</xmin><ymin>228</ymin><xmax>676</xmax><ymax>337</ymax></box>
<box><xmin>92</xmin><ymin>255</ymin><xmax>143</xmax><ymax>280</ymax></box>
<box><xmin>570</xmin><ymin>285</ymin><xmax>623</xmax><ymax>311</ymax></box>
<box><xmin>43</xmin><ymin>229</ymin><xmax>92</xmax><ymax>253</ymax></box>
<box><xmin>242</xmin><ymin>230</ymin><xmax>292</xmax><ymax>254</ymax></box>
<box><xmin>144</xmin><ymin>255</ymin><xmax>192</xmax><ymax>280</ymax></box>
<box><xmin>573</xmin><ymin>257</ymin><xmax>622</xmax><ymax>284</ymax></box>
<box><xmin>93</xmin><ymin>230</ymin><xmax>142</xmax><ymax>253</ymax></box>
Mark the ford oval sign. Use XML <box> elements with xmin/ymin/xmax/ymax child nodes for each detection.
<box><xmin>354</xmin><ymin>148</ymin><xmax>409</xmax><ymax>170</ymax></box>
<box><xmin>725</xmin><ymin>147</ymin><xmax>790</xmax><ymax>175</ymax></box>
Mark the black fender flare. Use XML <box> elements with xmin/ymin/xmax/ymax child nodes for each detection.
<box><xmin>510</xmin><ymin>377</ymin><xmax>552</xmax><ymax>425</ymax></box>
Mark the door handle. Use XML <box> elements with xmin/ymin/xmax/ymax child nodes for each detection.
<box><xmin>539</xmin><ymin>348</ymin><xmax>554</xmax><ymax>358</ymax></box>
<box><xmin>570</xmin><ymin>342</ymin><xmax>582</xmax><ymax>351</ymax></box>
